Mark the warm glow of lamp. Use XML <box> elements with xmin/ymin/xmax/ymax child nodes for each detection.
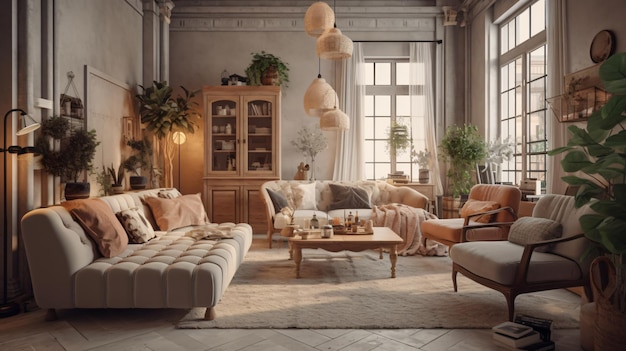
<box><xmin>172</xmin><ymin>131</ymin><xmax>186</xmax><ymax>145</ymax></box>
<box><xmin>316</xmin><ymin>26</ymin><xmax>353</xmax><ymax>60</ymax></box>
<box><xmin>320</xmin><ymin>107</ymin><xmax>350</xmax><ymax>131</ymax></box>
<box><xmin>304</xmin><ymin>2</ymin><xmax>335</xmax><ymax>37</ymax></box>
<box><xmin>303</xmin><ymin>76</ymin><xmax>338</xmax><ymax>117</ymax></box>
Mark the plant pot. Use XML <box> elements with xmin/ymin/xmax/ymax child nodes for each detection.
<box><xmin>418</xmin><ymin>169</ymin><xmax>430</xmax><ymax>184</ymax></box>
<box><xmin>261</xmin><ymin>66</ymin><xmax>278</xmax><ymax>85</ymax></box>
<box><xmin>590</xmin><ymin>256</ymin><xmax>626</xmax><ymax>351</ymax></box>
<box><xmin>129</xmin><ymin>176</ymin><xmax>147</xmax><ymax>190</ymax></box>
<box><xmin>64</xmin><ymin>182</ymin><xmax>90</xmax><ymax>201</ymax></box>
<box><xmin>111</xmin><ymin>185</ymin><xmax>124</xmax><ymax>194</ymax></box>
<box><xmin>441</xmin><ymin>196</ymin><xmax>461</xmax><ymax>219</ymax></box>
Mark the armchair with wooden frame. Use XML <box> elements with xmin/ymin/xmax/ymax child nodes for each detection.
<box><xmin>449</xmin><ymin>194</ymin><xmax>597</xmax><ymax>321</ymax></box>
<box><xmin>421</xmin><ymin>184</ymin><xmax>522</xmax><ymax>249</ymax></box>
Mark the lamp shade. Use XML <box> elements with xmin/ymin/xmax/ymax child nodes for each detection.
<box><xmin>172</xmin><ymin>131</ymin><xmax>186</xmax><ymax>145</ymax></box>
<box><xmin>303</xmin><ymin>77</ymin><xmax>338</xmax><ymax>117</ymax></box>
<box><xmin>316</xmin><ymin>27</ymin><xmax>353</xmax><ymax>60</ymax></box>
<box><xmin>304</xmin><ymin>2</ymin><xmax>335</xmax><ymax>37</ymax></box>
<box><xmin>320</xmin><ymin>108</ymin><xmax>350</xmax><ymax>131</ymax></box>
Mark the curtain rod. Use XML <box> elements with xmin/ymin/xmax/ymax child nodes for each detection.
<box><xmin>353</xmin><ymin>40</ymin><xmax>443</xmax><ymax>44</ymax></box>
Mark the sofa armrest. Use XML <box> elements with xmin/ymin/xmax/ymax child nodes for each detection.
<box><xmin>390</xmin><ymin>185</ymin><xmax>429</xmax><ymax>209</ymax></box>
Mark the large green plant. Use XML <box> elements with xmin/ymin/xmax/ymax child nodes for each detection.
<box><xmin>548</xmin><ymin>52</ymin><xmax>626</xmax><ymax>312</ymax></box>
<box><xmin>36</xmin><ymin>116</ymin><xmax>99</xmax><ymax>182</ymax></box>
<box><xmin>245</xmin><ymin>51</ymin><xmax>290</xmax><ymax>87</ymax></box>
<box><xmin>136</xmin><ymin>81</ymin><xmax>200</xmax><ymax>187</ymax></box>
<box><xmin>123</xmin><ymin>136</ymin><xmax>153</xmax><ymax>176</ymax></box>
<box><xmin>439</xmin><ymin>124</ymin><xmax>486</xmax><ymax>197</ymax></box>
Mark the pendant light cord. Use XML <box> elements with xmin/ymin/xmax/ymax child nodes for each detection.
<box><xmin>318</xmin><ymin>58</ymin><xmax>321</xmax><ymax>79</ymax></box>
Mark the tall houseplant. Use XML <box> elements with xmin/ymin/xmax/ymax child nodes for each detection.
<box><xmin>548</xmin><ymin>53</ymin><xmax>626</xmax><ymax>348</ymax></box>
<box><xmin>123</xmin><ymin>136</ymin><xmax>153</xmax><ymax>189</ymax></box>
<box><xmin>439</xmin><ymin>124</ymin><xmax>486</xmax><ymax>197</ymax></box>
<box><xmin>245</xmin><ymin>51</ymin><xmax>290</xmax><ymax>87</ymax></box>
<box><xmin>137</xmin><ymin>81</ymin><xmax>200</xmax><ymax>188</ymax></box>
<box><xmin>36</xmin><ymin>116</ymin><xmax>99</xmax><ymax>200</ymax></box>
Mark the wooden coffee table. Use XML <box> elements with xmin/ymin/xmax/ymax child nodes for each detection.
<box><xmin>288</xmin><ymin>227</ymin><xmax>404</xmax><ymax>278</ymax></box>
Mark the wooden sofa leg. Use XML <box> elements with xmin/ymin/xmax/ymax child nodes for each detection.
<box><xmin>505</xmin><ymin>294</ymin><xmax>516</xmax><ymax>321</ymax></box>
<box><xmin>204</xmin><ymin>307</ymin><xmax>216</xmax><ymax>320</ymax></box>
<box><xmin>45</xmin><ymin>308</ymin><xmax>58</xmax><ymax>321</ymax></box>
<box><xmin>268</xmin><ymin>232</ymin><xmax>273</xmax><ymax>248</ymax></box>
<box><xmin>452</xmin><ymin>269</ymin><xmax>459</xmax><ymax>292</ymax></box>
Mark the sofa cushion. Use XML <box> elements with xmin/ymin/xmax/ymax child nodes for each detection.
<box><xmin>158</xmin><ymin>188</ymin><xmax>182</xmax><ymax>199</ymax></box>
<box><xmin>293</xmin><ymin>182</ymin><xmax>317</xmax><ymax>210</ymax></box>
<box><xmin>144</xmin><ymin>193</ymin><xmax>210</xmax><ymax>231</ymax></box>
<box><xmin>115</xmin><ymin>208</ymin><xmax>156</xmax><ymax>243</ymax></box>
<box><xmin>61</xmin><ymin>199</ymin><xmax>129</xmax><ymax>258</ymax></box>
<box><xmin>267</xmin><ymin>188</ymin><xmax>289</xmax><ymax>213</ymax></box>
<box><xmin>508</xmin><ymin>217</ymin><xmax>563</xmax><ymax>252</ymax></box>
<box><xmin>328</xmin><ymin>184</ymin><xmax>371</xmax><ymax>210</ymax></box>
<box><xmin>460</xmin><ymin>199</ymin><xmax>500</xmax><ymax>223</ymax></box>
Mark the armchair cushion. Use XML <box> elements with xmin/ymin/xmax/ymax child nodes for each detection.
<box><xmin>508</xmin><ymin>217</ymin><xmax>563</xmax><ymax>252</ymax></box>
<box><xmin>460</xmin><ymin>199</ymin><xmax>500</xmax><ymax>223</ymax></box>
<box><xmin>328</xmin><ymin>184</ymin><xmax>371</xmax><ymax>210</ymax></box>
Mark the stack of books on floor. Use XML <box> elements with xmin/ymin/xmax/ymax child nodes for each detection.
<box><xmin>491</xmin><ymin>314</ymin><xmax>555</xmax><ymax>350</ymax></box>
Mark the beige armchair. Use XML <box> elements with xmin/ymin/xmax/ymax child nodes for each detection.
<box><xmin>449</xmin><ymin>194</ymin><xmax>597</xmax><ymax>320</ymax></box>
<box><xmin>421</xmin><ymin>184</ymin><xmax>521</xmax><ymax>248</ymax></box>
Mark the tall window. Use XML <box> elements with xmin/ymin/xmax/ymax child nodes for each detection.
<box><xmin>364</xmin><ymin>59</ymin><xmax>426</xmax><ymax>180</ymax></box>
<box><xmin>498</xmin><ymin>0</ymin><xmax>547</xmax><ymax>189</ymax></box>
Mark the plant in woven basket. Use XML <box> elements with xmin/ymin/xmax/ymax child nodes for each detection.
<box><xmin>548</xmin><ymin>52</ymin><xmax>626</xmax><ymax>317</ymax></box>
<box><xmin>245</xmin><ymin>51</ymin><xmax>290</xmax><ymax>88</ymax></box>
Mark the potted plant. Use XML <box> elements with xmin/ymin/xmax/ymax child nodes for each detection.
<box><xmin>107</xmin><ymin>163</ymin><xmax>124</xmax><ymax>194</ymax></box>
<box><xmin>481</xmin><ymin>137</ymin><xmax>515</xmax><ymax>184</ymax></box>
<box><xmin>123</xmin><ymin>136</ymin><xmax>153</xmax><ymax>190</ymax></box>
<box><xmin>387</xmin><ymin>122</ymin><xmax>411</xmax><ymax>155</ymax></box>
<box><xmin>411</xmin><ymin>147</ymin><xmax>432</xmax><ymax>184</ymax></box>
<box><xmin>548</xmin><ymin>52</ymin><xmax>626</xmax><ymax>349</ymax></box>
<box><xmin>438</xmin><ymin>124</ymin><xmax>485</xmax><ymax>218</ymax></box>
<box><xmin>137</xmin><ymin>81</ymin><xmax>200</xmax><ymax>188</ymax></box>
<box><xmin>36</xmin><ymin>116</ymin><xmax>99</xmax><ymax>200</ymax></box>
<box><xmin>245</xmin><ymin>51</ymin><xmax>290</xmax><ymax>87</ymax></box>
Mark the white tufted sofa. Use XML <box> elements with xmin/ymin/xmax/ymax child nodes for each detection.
<box><xmin>260</xmin><ymin>180</ymin><xmax>429</xmax><ymax>248</ymax></box>
<box><xmin>20</xmin><ymin>188</ymin><xmax>252</xmax><ymax>321</ymax></box>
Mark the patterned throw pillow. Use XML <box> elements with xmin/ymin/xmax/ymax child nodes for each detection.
<box><xmin>116</xmin><ymin>208</ymin><xmax>156</xmax><ymax>243</ymax></box>
<box><xmin>158</xmin><ymin>188</ymin><xmax>182</xmax><ymax>199</ymax></box>
<box><xmin>508</xmin><ymin>217</ymin><xmax>563</xmax><ymax>252</ymax></box>
<box><xmin>460</xmin><ymin>199</ymin><xmax>500</xmax><ymax>223</ymax></box>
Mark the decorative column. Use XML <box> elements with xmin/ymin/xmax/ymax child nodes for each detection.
<box><xmin>158</xmin><ymin>0</ymin><xmax>174</xmax><ymax>83</ymax></box>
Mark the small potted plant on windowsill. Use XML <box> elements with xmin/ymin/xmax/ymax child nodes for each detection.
<box><xmin>245</xmin><ymin>51</ymin><xmax>290</xmax><ymax>87</ymax></box>
<box><xmin>411</xmin><ymin>147</ymin><xmax>432</xmax><ymax>184</ymax></box>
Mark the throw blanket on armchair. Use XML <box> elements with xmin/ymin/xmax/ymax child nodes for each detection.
<box><xmin>371</xmin><ymin>204</ymin><xmax>447</xmax><ymax>256</ymax></box>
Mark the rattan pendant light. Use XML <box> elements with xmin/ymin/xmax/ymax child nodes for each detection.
<box><xmin>303</xmin><ymin>59</ymin><xmax>338</xmax><ymax>117</ymax></box>
<box><xmin>304</xmin><ymin>2</ymin><xmax>335</xmax><ymax>37</ymax></box>
<box><xmin>320</xmin><ymin>107</ymin><xmax>350</xmax><ymax>131</ymax></box>
<box><xmin>316</xmin><ymin>0</ymin><xmax>352</xmax><ymax>60</ymax></box>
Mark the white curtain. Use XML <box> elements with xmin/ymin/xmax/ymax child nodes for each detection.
<box><xmin>333</xmin><ymin>42</ymin><xmax>365</xmax><ymax>180</ymax></box>
<box><xmin>410</xmin><ymin>43</ymin><xmax>443</xmax><ymax>196</ymax></box>
<box><xmin>546</xmin><ymin>0</ymin><xmax>568</xmax><ymax>195</ymax></box>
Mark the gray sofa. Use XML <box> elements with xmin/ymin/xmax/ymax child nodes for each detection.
<box><xmin>20</xmin><ymin>188</ymin><xmax>252</xmax><ymax>321</ymax></box>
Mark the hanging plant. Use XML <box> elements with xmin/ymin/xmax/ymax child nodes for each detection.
<box><xmin>387</xmin><ymin>122</ymin><xmax>411</xmax><ymax>155</ymax></box>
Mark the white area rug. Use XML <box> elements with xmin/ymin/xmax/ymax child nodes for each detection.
<box><xmin>177</xmin><ymin>246</ymin><xmax>581</xmax><ymax>329</ymax></box>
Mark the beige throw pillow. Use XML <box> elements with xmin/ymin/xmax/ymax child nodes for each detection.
<box><xmin>508</xmin><ymin>217</ymin><xmax>563</xmax><ymax>252</ymax></box>
<box><xmin>62</xmin><ymin>199</ymin><xmax>129</xmax><ymax>258</ymax></box>
<box><xmin>144</xmin><ymin>193</ymin><xmax>210</xmax><ymax>231</ymax></box>
<box><xmin>292</xmin><ymin>182</ymin><xmax>317</xmax><ymax>210</ymax></box>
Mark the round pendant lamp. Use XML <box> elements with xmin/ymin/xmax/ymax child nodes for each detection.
<box><xmin>303</xmin><ymin>75</ymin><xmax>338</xmax><ymax>117</ymax></box>
<box><xmin>316</xmin><ymin>26</ymin><xmax>353</xmax><ymax>60</ymax></box>
<box><xmin>320</xmin><ymin>107</ymin><xmax>350</xmax><ymax>131</ymax></box>
<box><xmin>304</xmin><ymin>2</ymin><xmax>335</xmax><ymax>37</ymax></box>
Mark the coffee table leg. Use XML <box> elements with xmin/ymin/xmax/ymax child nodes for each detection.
<box><xmin>389</xmin><ymin>245</ymin><xmax>398</xmax><ymax>278</ymax></box>
<box><xmin>288</xmin><ymin>241</ymin><xmax>293</xmax><ymax>260</ymax></box>
<box><xmin>293</xmin><ymin>246</ymin><xmax>302</xmax><ymax>278</ymax></box>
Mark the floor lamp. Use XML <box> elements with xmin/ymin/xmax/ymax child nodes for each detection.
<box><xmin>172</xmin><ymin>131</ymin><xmax>186</xmax><ymax>191</ymax></box>
<box><xmin>1</xmin><ymin>108</ymin><xmax>40</xmax><ymax>318</ymax></box>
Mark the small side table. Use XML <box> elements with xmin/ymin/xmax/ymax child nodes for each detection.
<box><xmin>398</xmin><ymin>183</ymin><xmax>437</xmax><ymax>216</ymax></box>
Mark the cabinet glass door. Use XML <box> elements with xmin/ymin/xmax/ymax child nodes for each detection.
<box><xmin>244</xmin><ymin>97</ymin><xmax>274</xmax><ymax>176</ymax></box>
<box><xmin>209</xmin><ymin>97</ymin><xmax>238</xmax><ymax>174</ymax></box>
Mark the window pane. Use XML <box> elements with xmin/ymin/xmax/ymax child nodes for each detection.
<box><xmin>364</xmin><ymin>140</ymin><xmax>374</xmax><ymax>162</ymax></box>
<box><xmin>500</xmin><ymin>65</ymin><xmax>508</xmax><ymax>91</ymax></box>
<box><xmin>374</xmin><ymin>95</ymin><xmax>391</xmax><ymax>116</ymax></box>
<box><xmin>500</xmin><ymin>92</ymin><xmax>509</xmax><ymax>117</ymax></box>
<box><xmin>508</xmin><ymin>63</ymin><xmax>516</xmax><ymax>90</ymax></box>
<box><xmin>500</xmin><ymin>23</ymin><xmax>509</xmax><ymax>54</ymax></box>
<box><xmin>515</xmin><ymin>58</ymin><xmax>523</xmax><ymax>86</ymax></box>
<box><xmin>529</xmin><ymin>46</ymin><xmax>545</xmax><ymax>81</ymax></box>
<box><xmin>528</xmin><ymin>111</ymin><xmax>545</xmax><ymax>142</ymax></box>
<box><xmin>374</xmin><ymin>117</ymin><xmax>390</xmax><ymax>139</ymax></box>
<box><xmin>396</xmin><ymin>95</ymin><xmax>410</xmax><ymax>116</ymax></box>
<box><xmin>508</xmin><ymin>21</ymin><xmax>515</xmax><ymax>52</ymax></box>
<box><xmin>364</xmin><ymin>95</ymin><xmax>373</xmax><ymax>116</ymax></box>
<box><xmin>364</xmin><ymin>117</ymin><xmax>374</xmax><ymax>139</ymax></box>
<box><xmin>531</xmin><ymin>0</ymin><xmax>545</xmax><ymax>37</ymax></box>
<box><xmin>373</xmin><ymin>163</ymin><xmax>390</xmax><ymax>180</ymax></box>
<box><xmin>396</xmin><ymin>62</ymin><xmax>410</xmax><ymax>85</ymax></box>
<box><xmin>528</xmin><ymin>78</ymin><xmax>545</xmax><ymax>112</ymax></box>
<box><xmin>365</xmin><ymin>63</ymin><xmax>374</xmax><ymax>85</ymax></box>
<box><xmin>375</xmin><ymin>62</ymin><xmax>391</xmax><ymax>85</ymax></box>
<box><xmin>517</xmin><ymin>8</ymin><xmax>530</xmax><ymax>44</ymax></box>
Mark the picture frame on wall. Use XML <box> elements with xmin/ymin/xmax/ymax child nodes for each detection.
<box><xmin>123</xmin><ymin>116</ymin><xmax>135</xmax><ymax>141</ymax></box>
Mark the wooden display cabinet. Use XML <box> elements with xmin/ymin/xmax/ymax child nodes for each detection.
<box><xmin>203</xmin><ymin>86</ymin><xmax>281</xmax><ymax>233</ymax></box>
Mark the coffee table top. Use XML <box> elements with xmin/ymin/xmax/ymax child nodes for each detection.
<box><xmin>289</xmin><ymin>226</ymin><xmax>403</xmax><ymax>245</ymax></box>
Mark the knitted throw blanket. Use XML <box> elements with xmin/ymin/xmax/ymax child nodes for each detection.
<box><xmin>371</xmin><ymin>203</ymin><xmax>447</xmax><ymax>256</ymax></box>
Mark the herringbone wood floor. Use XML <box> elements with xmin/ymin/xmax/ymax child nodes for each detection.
<box><xmin>0</xmin><ymin>236</ymin><xmax>583</xmax><ymax>350</ymax></box>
